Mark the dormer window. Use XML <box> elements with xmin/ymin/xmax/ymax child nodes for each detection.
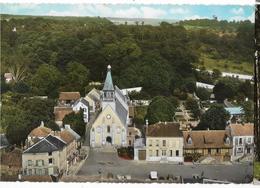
<box><xmin>225</xmin><ymin>136</ymin><xmax>230</xmax><ymax>144</ymax></box>
<box><xmin>187</xmin><ymin>136</ymin><xmax>192</xmax><ymax>145</ymax></box>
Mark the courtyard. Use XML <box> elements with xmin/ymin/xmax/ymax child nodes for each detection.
<box><xmin>76</xmin><ymin>148</ymin><xmax>253</xmax><ymax>183</ymax></box>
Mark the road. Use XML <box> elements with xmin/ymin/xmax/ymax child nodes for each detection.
<box><xmin>76</xmin><ymin>149</ymin><xmax>253</xmax><ymax>183</ymax></box>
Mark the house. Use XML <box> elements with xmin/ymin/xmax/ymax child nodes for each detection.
<box><xmin>227</xmin><ymin>123</ymin><xmax>254</xmax><ymax>161</ymax></box>
<box><xmin>90</xmin><ymin>65</ymin><xmax>129</xmax><ymax>148</ymax></box>
<box><xmin>4</xmin><ymin>72</ymin><xmax>13</xmax><ymax>83</ymax></box>
<box><xmin>26</xmin><ymin>121</ymin><xmax>52</xmax><ymax>148</ymax></box>
<box><xmin>183</xmin><ymin>130</ymin><xmax>232</xmax><ymax>161</ymax></box>
<box><xmin>58</xmin><ymin>92</ymin><xmax>80</xmax><ymax>106</ymax></box>
<box><xmin>127</xmin><ymin>126</ymin><xmax>142</xmax><ymax>146</ymax></box>
<box><xmin>121</xmin><ymin>87</ymin><xmax>142</xmax><ymax>96</ymax></box>
<box><xmin>72</xmin><ymin>97</ymin><xmax>90</xmax><ymax>123</ymax></box>
<box><xmin>22</xmin><ymin>135</ymin><xmax>67</xmax><ymax>176</ymax></box>
<box><xmin>225</xmin><ymin>107</ymin><xmax>244</xmax><ymax>124</ymax></box>
<box><xmin>133</xmin><ymin>138</ymin><xmax>146</xmax><ymax>160</ymax></box>
<box><xmin>196</xmin><ymin>82</ymin><xmax>214</xmax><ymax>90</ymax></box>
<box><xmin>0</xmin><ymin>148</ymin><xmax>22</xmax><ymax>181</ymax></box>
<box><xmin>54</xmin><ymin>106</ymin><xmax>73</xmax><ymax>126</ymax></box>
<box><xmin>84</xmin><ymin>88</ymin><xmax>101</xmax><ymax>113</ymax></box>
<box><xmin>146</xmin><ymin>122</ymin><xmax>184</xmax><ymax>163</ymax></box>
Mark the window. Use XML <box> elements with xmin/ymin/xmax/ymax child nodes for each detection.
<box><xmin>129</xmin><ymin>140</ymin><xmax>131</xmax><ymax>146</ymax></box>
<box><xmin>36</xmin><ymin>160</ymin><xmax>44</xmax><ymax>167</ymax></box>
<box><xmin>149</xmin><ymin>150</ymin><xmax>153</xmax><ymax>156</ymax></box>
<box><xmin>92</xmin><ymin>128</ymin><xmax>95</xmax><ymax>132</ymax></box>
<box><xmin>208</xmin><ymin>149</ymin><xmax>211</xmax><ymax>154</ymax></box>
<box><xmin>176</xmin><ymin>150</ymin><xmax>179</xmax><ymax>157</ymax></box>
<box><xmin>97</xmin><ymin>127</ymin><xmax>101</xmax><ymax>133</ymax></box>
<box><xmin>28</xmin><ymin>160</ymin><xmax>32</xmax><ymax>166</ymax></box>
<box><xmin>239</xmin><ymin>138</ymin><xmax>242</xmax><ymax>145</ymax></box>
<box><xmin>216</xmin><ymin>148</ymin><xmax>220</xmax><ymax>154</ymax></box>
<box><xmin>156</xmin><ymin>150</ymin><xmax>159</xmax><ymax>156</ymax></box>
<box><xmin>49</xmin><ymin>158</ymin><xmax>53</xmax><ymax>164</ymax></box>
<box><xmin>156</xmin><ymin>140</ymin><xmax>159</xmax><ymax>146</ymax></box>
<box><xmin>38</xmin><ymin>169</ymin><xmax>42</xmax><ymax>175</ymax></box>
<box><xmin>225</xmin><ymin>137</ymin><xmax>230</xmax><ymax>144</ymax></box>
<box><xmin>162</xmin><ymin>150</ymin><xmax>166</xmax><ymax>156</ymax></box>
<box><xmin>48</xmin><ymin>152</ymin><xmax>52</xmax><ymax>156</ymax></box>
<box><xmin>149</xmin><ymin>140</ymin><xmax>153</xmax><ymax>146</ymax></box>
<box><xmin>170</xmin><ymin>150</ymin><xmax>173</xmax><ymax>157</ymax></box>
<box><xmin>129</xmin><ymin>132</ymin><xmax>132</xmax><ymax>136</ymax></box>
<box><xmin>235</xmin><ymin>138</ymin><xmax>238</xmax><ymax>145</ymax></box>
<box><xmin>107</xmin><ymin>126</ymin><xmax>110</xmax><ymax>133</ymax></box>
<box><xmin>188</xmin><ymin>137</ymin><xmax>192</xmax><ymax>145</ymax></box>
<box><xmin>247</xmin><ymin>148</ymin><xmax>251</xmax><ymax>154</ymax></box>
<box><xmin>28</xmin><ymin>169</ymin><xmax>32</xmax><ymax>175</ymax></box>
<box><xmin>248</xmin><ymin>137</ymin><xmax>252</xmax><ymax>144</ymax></box>
<box><xmin>163</xmin><ymin>140</ymin><xmax>166</xmax><ymax>147</ymax></box>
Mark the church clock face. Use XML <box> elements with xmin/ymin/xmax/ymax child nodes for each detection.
<box><xmin>106</xmin><ymin>114</ymin><xmax>111</xmax><ymax>119</ymax></box>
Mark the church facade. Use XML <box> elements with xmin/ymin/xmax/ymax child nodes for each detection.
<box><xmin>90</xmin><ymin>65</ymin><xmax>129</xmax><ymax>147</ymax></box>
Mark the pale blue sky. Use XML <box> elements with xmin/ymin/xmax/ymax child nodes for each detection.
<box><xmin>0</xmin><ymin>4</ymin><xmax>255</xmax><ymax>22</ymax></box>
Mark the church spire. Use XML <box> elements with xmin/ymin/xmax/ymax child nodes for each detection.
<box><xmin>103</xmin><ymin>65</ymin><xmax>114</xmax><ymax>91</ymax></box>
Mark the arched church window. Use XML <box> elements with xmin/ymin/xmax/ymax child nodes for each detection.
<box><xmin>107</xmin><ymin>126</ymin><xmax>110</xmax><ymax>133</ymax></box>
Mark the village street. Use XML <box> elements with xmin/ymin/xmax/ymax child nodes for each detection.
<box><xmin>76</xmin><ymin>149</ymin><xmax>253</xmax><ymax>183</ymax></box>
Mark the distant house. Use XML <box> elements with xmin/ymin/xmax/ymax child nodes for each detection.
<box><xmin>225</xmin><ymin>107</ymin><xmax>244</xmax><ymax>124</ymax></box>
<box><xmin>183</xmin><ymin>130</ymin><xmax>232</xmax><ymax>161</ymax></box>
<box><xmin>146</xmin><ymin>122</ymin><xmax>184</xmax><ymax>163</ymax></box>
<box><xmin>84</xmin><ymin>88</ymin><xmax>101</xmax><ymax>113</ymax></box>
<box><xmin>54</xmin><ymin>106</ymin><xmax>73</xmax><ymax>126</ymax></box>
<box><xmin>133</xmin><ymin>138</ymin><xmax>146</xmax><ymax>160</ymax></box>
<box><xmin>121</xmin><ymin>87</ymin><xmax>142</xmax><ymax>96</ymax></box>
<box><xmin>227</xmin><ymin>123</ymin><xmax>254</xmax><ymax>161</ymax></box>
<box><xmin>4</xmin><ymin>73</ymin><xmax>13</xmax><ymax>83</ymax></box>
<box><xmin>26</xmin><ymin>121</ymin><xmax>52</xmax><ymax>148</ymax></box>
<box><xmin>58</xmin><ymin>92</ymin><xmax>81</xmax><ymax>106</ymax></box>
<box><xmin>127</xmin><ymin>127</ymin><xmax>142</xmax><ymax>146</ymax></box>
<box><xmin>22</xmin><ymin>135</ymin><xmax>67</xmax><ymax>176</ymax></box>
<box><xmin>196</xmin><ymin>82</ymin><xmax>214</xmax><ymax>90</ymax></box>
<box><xmin>72</xmin><ymin>97</ymin><xmax>90</xmax><ymax>123</ymax></box>
<box><xmin>0</xmin><ymin>148</ymin><xmax>22</xmax><ymax>181</ymax></box>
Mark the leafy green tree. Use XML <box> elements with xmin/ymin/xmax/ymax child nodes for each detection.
<box><xmin>213</xmin><ymin>82</ymin><xmax>233</xmax><ymax>102</ymax></box>
<box><xmin>241</xmin><ymin>100</ymin><xmax>254</xmax><ymax>123</ymax></box>
<box><xmin>196</xmin><ymin>87</ymin><xmax>211</xmax><ymax>101</ymax></box>
<box><xmin>196</xmin><ymin>104</ymin><xmax>230</xmax><ymax>130</ymax></box>
<box><xmin>46</xmin><ymin>120</ymin><xmax>60</xmax><ymax>131</ymax></box>
<box><xmin>185</xmin><ymin>97</ymin><xmax>201</xmax><ymax>120</ymax></box>
<box><xmin>65</xmin><ymin>61</ymin><xmax>89</xmax><ymax>93</ymax></box>
<box><xmin>30</xmin><ymin>64</ymin><xmax>61</xmax><ymax>98</ymax></box>
<box><xmin>63</xmin><ymin>110</ymin><xmax>85</xmax><ymax>137</ymax></box>
<box><xmin>12</xmin><ymin>81</ymin><xmax>30</xmax><ymax>93</ymax></box>
<box><xmin>146</xmin><ymin>96</ymin><xmax>176</xmax><ymax>124</ymax></box>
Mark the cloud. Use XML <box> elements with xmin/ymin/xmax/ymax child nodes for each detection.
<box><xmin>230</xmin><ymin>7</ymin><xmax>244</xmax><ymax>15</ymax></box>
<box><xmin>229</xmin><ymin>12</ymin><xmax>254</xmax><ymax>22</ymax></box>
<box><xmin>140</xmin><ymin>7</ymin><xmax>166</xmax><ymax>18</ymax></box>
<box><xmin>247</xmin><ymin>12</ymin><xmax>255</xmax><ymax>23</ymax></box>
<box><xmin>169</xmin><ymin>7</ymin><xmax>189</xmax><ymax>15</ymax></box>
<box><xmin>114</xmin><ymin>7</ymin><xmax>142</xmax><ymax>18</ymax></box>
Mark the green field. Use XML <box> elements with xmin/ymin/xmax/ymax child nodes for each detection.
<box><xmin>198</xmin><ymin>53</ymin><xmax>253</xmax><ymax>74</ymax></box>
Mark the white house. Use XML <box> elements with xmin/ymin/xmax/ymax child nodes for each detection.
<box><xmin>72</xmin><ymin>97</ymin><xmax>90</xmax><ymax>123</ymax></box>
<box><xmin>84</xmin><ymin>88</ymin><xmax>101</xmax><ymax>113</ymax></box>
<box><xmin>121</xmin><ymin>87</ymin><xmax>142</xmax><ymax>96</ymax></box>
<box><xmin>196</xmin><ymin>82</ymin><xmax>214</xmax><ymax>90</ymax></box>
<box><xmin>227</xmin><ymin>123</ymin><xmax>254</xmax><ymax>161</ymax></box>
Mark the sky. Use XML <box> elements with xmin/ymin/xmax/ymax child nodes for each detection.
<box><xmin>0</xmin><ymin>4</ymin><xmax>255</xmax><ymax>22</ymax></box>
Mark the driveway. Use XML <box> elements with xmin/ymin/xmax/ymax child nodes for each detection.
<box><xmin>76</xmin><ymin>148</ymin><xmax>253</xmax><ymax>183</ymax></box>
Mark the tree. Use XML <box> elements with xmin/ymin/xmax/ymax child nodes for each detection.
<box><xmin>196</xmin><ymin>104</ymin><xmax>230</xmax><ymax>130</ymax></box>
<box><xmin>65</xmin><ymin>61</ymin><xmax>89</xmax><ymax>93</ymax></box>
<box><xmin>212</xmin><ymin>68</ymin><xmax>221</xmax><ymax>80</ymax></box>
<box><xmin>185</xmin><ymin>97</ymin><xmax>201</xmax><ymax>120</ymax></box>
<box><xmin>63</xmin><ymin>110</ymin><xmax>85</xmax><ymax>137</ymax></box>
<box><xmin>30</xmin><ymin>64</ymin><xmax>61</xmax><ymax>97</ymax></box>
<box><xmin>145</xmin><ymin>96</ymin><xmax>176</xmax><ymax>124</ymax></box>
<box><xmin>46</xmin><ymin>120</ymin><xmax>60</xmax><ymax>131</ymax></box>
<box><xmin>196</xmin><ymin>87</ymin><xmax>211</xmax><ymax>101</ymax></box>
<box><xmin>241</xmin><ymin>100</ymin><xmax>254</xmax><ymax>123</ymax></box>
<box><xmin>213</xmin><ymin>82</ymin><xmax>233</xmax><ymax>102</ymax></box>
<box><xmin>3</xmin><ymin>106</ymin><xmax>30</xmax><ymax>146</ymax></box>
<box><xmin>12</xmin><ymin>81</ymin><xmax>30</xmax><ymax>93</ymax></box>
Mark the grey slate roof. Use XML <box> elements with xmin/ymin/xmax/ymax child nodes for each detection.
<box><xmin>74</xmin><ymin>97</ymin><xmax>89</xmax><ymax>107</ymax></box>
<box><xmin>103</xmin><ymin>66</ymin><xmax>114</xmax><ymax>91</ymax></box>
<box><xmin>115</xmin><ymin>97</ymin><xmax>128</xmax><ymax>125</ymax></box>
<box><xmin>23</xmin><ymin>135</ymin><xmax>66</xmax><ymax>154</ymax></box>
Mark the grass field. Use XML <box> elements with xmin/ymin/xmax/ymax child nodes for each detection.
<box><xmin>254</xmin><ymin>162</ymin><xmax>260</xmax><ymax>180</ymax></box>
<box><xmin>198</xmin><ymin>53</ymin><xmax>253</xmax><ymax>74</ymax></box>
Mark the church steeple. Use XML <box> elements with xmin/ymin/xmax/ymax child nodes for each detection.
<box><xmin>103</xmin><ymin>65</ymin><xmax>114</xmax><ymax>91</ymax></box>
<box><xmin>102</xmin><ymin>65</ymin><xmax>115</xmax><ymax>109</ymax></box>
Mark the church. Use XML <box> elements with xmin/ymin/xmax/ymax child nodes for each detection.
<box><xmin>90</xmin><ymin>65</ymin><xmax>129</xmax><ymax>147</ymax></box>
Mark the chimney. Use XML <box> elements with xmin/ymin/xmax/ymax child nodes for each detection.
<box><xmin>65</xmin><ymin>124</ymin><xmax>71</xmax><ymax>130</ymax></box>
<box><xmin>164</xmin><ymin>121</ymin><xmax>167</xmax><ymax>125</ymax></box>
<box><xmin>207</xmin><ymin>128</ymin><xmax>210</xmax><ymax>131</ymax></box>
<box><xmin>40</xmin><ymin>121</ymin><xmax>44</xmax><ymax>127</ymax></box>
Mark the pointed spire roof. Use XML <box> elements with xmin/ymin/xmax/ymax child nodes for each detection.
<box><xmin>103</xmin><ymin>65</ymin><xmax>114</xmax><ymax>91</ymax></box>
